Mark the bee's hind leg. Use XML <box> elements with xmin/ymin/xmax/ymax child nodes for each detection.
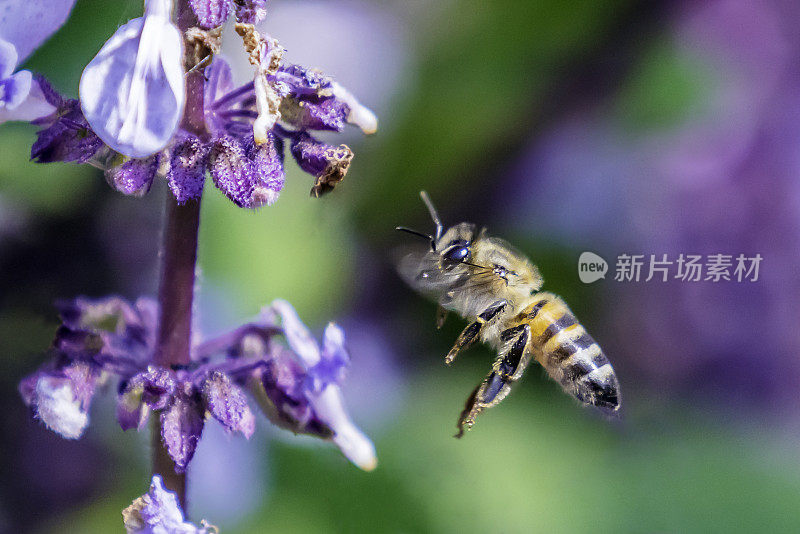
<box><xmin>455</xmin><ymin>324</ymin><xmax>531</xmax><ymax>437</ymax></box>
<box><xmin>445</xmin><ymin>299</ymin><xmax>506</xmax><ymax>365</ymax></box>
<box><xmin>435</xmin><ymin>306</ymin><xmax>449</xmax><ymax>329</ymax></box>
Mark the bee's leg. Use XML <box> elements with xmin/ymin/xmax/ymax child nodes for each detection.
<box><xmin>444</xmin><ymin>300</ymin><xmax>507</xmax><ymax>365</ymax></box>
<box><xmin>435</xmin><ymin>306</ymin><xmax>449</xmax><ymax>329</ymax></box>
<box><xmin>456</xmin><ymin>324</ymin><xmax>530</xmax><ymax>437</ymax></box>
<box><xmin>444</xmin><ymin>322</ymin><xmax>481</xmax><ymax>365</ymax></box>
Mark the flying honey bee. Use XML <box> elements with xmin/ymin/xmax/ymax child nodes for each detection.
<box><xmin>397</xmin><ymin>192</ymin><xmax>620</xmax><ymax>437</ymax></box>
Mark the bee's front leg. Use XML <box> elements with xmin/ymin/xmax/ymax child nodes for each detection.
<box><xmin>444</xmin><ymin>299</ymin><xmax>507</xmax><ymax>365</ymax></box>
<box><xmin>456</xmin><ymin>324</ymin><xmax>530</xmax><ymax>437</ymax></box>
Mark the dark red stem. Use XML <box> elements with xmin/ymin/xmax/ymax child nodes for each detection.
<box><xmin>151</xmin><ymin>0</ymin><xmax>206</xmax><ymax>513</ymax></box>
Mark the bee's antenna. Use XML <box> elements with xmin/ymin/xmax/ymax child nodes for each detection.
<box><xmin>395</xmin><ymin>226</ymin><xmax>431</xmax><ymax>240</ymax></box>
<box><xmin>395</xmin><ymin>226</ymin><xmax>436</xmax><ymax>251</ymax></box>
<box><xmin>420</xmin><ymin>191</ymin><xmax>444</xmax><ymax>242</ymax></box>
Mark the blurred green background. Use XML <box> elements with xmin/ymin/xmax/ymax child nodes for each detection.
<box><xmin>3</xmin><ymin>0</ymin><xmax>800</xmax><ymax>532</ymax></box>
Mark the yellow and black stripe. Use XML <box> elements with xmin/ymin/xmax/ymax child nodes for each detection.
<box><xmin>522</xmin><ymin>293</ymin><xmax>619</xmax><ymax>411</ymax></box>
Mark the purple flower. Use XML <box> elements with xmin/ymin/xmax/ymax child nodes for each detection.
<box><xmin>56</xmin><ymin>295</ymin><xmax>159</xmax><ymax>365</ymax></box>
<box><xmin>79</xmin><ymin>0</ymin><xmax>185</xmax><ymax>158</ymax></box>
<box><xmin>205</xmin><ymin>131</ymin><xmax>285</xmax><ymax>208</ymax></box>
<box><xmin>19</xmin><ymin>362</ymin><xmax>98</xmax><ymax>439</ymax></box>
<box><xmin>0</xmin><ymin>0</ymin><xmax>76</xmax><ymax>123</ymax></box>
<box><xmin>186</xmin><ymin>0</ymin><xmax>272</xmax><ymax>29</ymax></box>
<box><xmin>280</xmin><ymin>95</ymin><xmax>349</xmax><ymax>132</ymax></box>
<box><xmin>188</xmin><ymin>0</ymin><xmax>231</xmax><ymax>30</ymax></box>
<box><xmin>118</xmin><ymin>364</ymin><xmax>255</xmax><ymax>472</ymax></box>
<box><xmin>123</xmin><ymin>475</ymin><xmax>215</xmax><ymax>533</ymax></box>
<box><xmin>166</xmin><ymin>135</ymin><xmax>208</xmax><ymax>204</ymax></box>
<box><xmin>237</xmin><ymin>26</ymin><xmax>284</xmax><ymax>145</ymax></box>
<box><xmin>290</xmin><ymin>132</ymin><xmax>353</xmax><ymax>197</ymax></box>
<box><xmin>29</xmin><ymin>81</ymin><xmax>105</xmax><ymax>164</ymax></box>
<box><xmin>252</xmin><ymin>345</ymin><xmax>335</xmax><ymax>437</ymax></box>
<box><xmin>0</xmin><ymin>39</ymin><xmax>31</xmax><ymax>110</ymax></box>
<box><xmin>0</xmin><ymin>39</ymin><xmax>55</xmax><ymax>124</ymax></box>
<box><xmin>260</xmin><ymin>299</ymin><xmax>377</xmax><ymax>470</ymax></box>
<box><xmin>201</xmin><ymin>371</ymin><xmax>256</xmax><ymax>437</ymax></box>
<box><xmin>18</xmin><ymin>4</ymin><xmax>377</xmax><ymax>207</ymax></box>
<box><xmin>273</xmin><ymin>64</ymin><xmax>377</xmax><ymax>134</ymax></box>
<box><xmin>106</xmin><ymin>155</ymin><xmax>161</xmax><ymax>196</ymax></box>
<box><xmin>117</xmin><ymin>385</ymin><xmax>150</xmax><ymax>433</ymax></box>
<box><xmin>235</xmin><ymin>0</ymin><xmax>268</xmax><ymax>25</ymax></box>
<box><xmin>19</xmin><ymin>297</ymin><xmax>155</xmax><ymax>437</ymax></box>
<box><xmin>208</xmin><ymin>134</ymin><xmax>257</xmax><ymax>207</ymax></box>
<box><xmin>197</xmin><ymin>300</ymin><xmax>378</xmax><ymax>470</ymax></box>
<box><xmin>275</xmin><ymin>65</ymin><xmax>348</xmax><ymax>132</ymax></box>
<box><xmin>21</xmin><ymin>294</ymin><xmax>377</xmax><ymax>472</ymax></box>
<box><xmin>19</xmin><ymin>296</ymin><xmax>159</xmax><ymax>438</ymax></box>
<box><xmin>160</xmin><ymin>388</ymin><xmax>205</xmax><ymax>473</ymax></box>
<box><xmin>117</xmin><ymin>367</ymin><xmax>177</xmax><ymax>431</ymax></box>
<box><xmin>203</xmin><ymin>57</ymin><xmax>236</xmax><ymax>136</ymax></box>
<box><xmin>248</xmin><ymin>131</ymin><xmax>285</xmax><ymax>206</ymax></box>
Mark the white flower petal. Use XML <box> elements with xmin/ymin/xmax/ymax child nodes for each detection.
<box><xmin>331</xmin><ymin>81</ymin><xmax>377</xmax><ymax>134</ymax></box>
<box><xmin>123</xmin><ymin>475</ymin><xmax>212</xmax><ymax>534</ymax></box>
<box><xmin>310</xmin><ymin>385</ymin><xmax>377</xmax><ymax>471</ymax></box>
<box><xmin>322</xmin><ymin>322</ymin><xmax>346</xmax><ymax>355</ymax></box>
<box><xmin>79</xmin><ymin>4</ymin><xmax>185</xmax><ymax>158</ymax></box>
<box><xmin>270</xmin><ymin>299</ymin><xmax>321</xmax><ymax>366</ymax></box>
<box><xmin>252</xmin><ymin>72</ymin><xmax>280</xmax><ymax>144</ymax></box>
<box><xmin>34</xmin><ymin>377</ymin><xmax>88</xmax><ymax>439</ymax></box>
<box><xmin>0</xmin><ymin>75</ymin><xmax>54</xmax><ymax>124</ymax></box>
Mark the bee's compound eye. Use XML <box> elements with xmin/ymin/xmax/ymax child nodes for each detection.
<box><xmin>443</xmin><ymin>244</ymin><xmax>470</xmax><ymax>263</ymax></box>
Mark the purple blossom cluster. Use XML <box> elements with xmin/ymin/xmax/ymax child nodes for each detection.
<box><xmin>19</xmin><ymin>296</ymin><xmax>377</xmax><ymax>472</ymax></box>
<box><xmin>3</xmin><ymin>0</ymin><xmax>377</xmax><ymax>207</ymax></box>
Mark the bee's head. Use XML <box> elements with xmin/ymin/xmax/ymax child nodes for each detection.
<box><xmin>396</xmin><ymin>192</ymin><xmax>543</xmax><ymax>292</ymax></box>
<box><xmin>396</xmin><ymin>192</ymin><xmax>479</xmax><ymax>265</ymax></box>
<box><xmin>434</xmin><ymin>222</ymin><xmax>477</xmax><ymax>264</ymax></box>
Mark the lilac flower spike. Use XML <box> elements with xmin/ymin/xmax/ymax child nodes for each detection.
<box><xmin>270</xmin><ymin>299</ymin><xmax>377</xmax><ymax>471</ymax></box>
<box><xmin>79</xmin><ymin>0</ymin><xmax>185</xmax><ymax>158</ymax></box>
<box><xmin>123</xmin><ymin>475</ymin><xmax>215</xmax><ymax>534</ymax></box>
<box><xmin>21</xmin><ymin>295</ymin><xmax>376</xmax><ymax>473</ymax></box>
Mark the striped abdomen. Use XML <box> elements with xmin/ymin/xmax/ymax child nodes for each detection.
<box><xmin>522</xmin><ymin>292</ymin><xmax>620</xmax><ymax>412</ymax></box>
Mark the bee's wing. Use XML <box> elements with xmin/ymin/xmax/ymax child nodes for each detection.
<box><xmin>397</xmin><ymin>248</ymin><xmax>467</xmax><ymax>297</ymax></box>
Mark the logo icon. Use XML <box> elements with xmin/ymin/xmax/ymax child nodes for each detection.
<box><xmin>578</xmin><ymin>252</ymin><xmax>608</xmax><ymax>284</ymax></box>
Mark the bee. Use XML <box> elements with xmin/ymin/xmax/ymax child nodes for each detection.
<box><xmin>397</xmin><ymin>192</ymin><xmax>620</xmax><ymax>437</ymax></box>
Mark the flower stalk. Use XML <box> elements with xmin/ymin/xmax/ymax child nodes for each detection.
<box><xmin>151</xmin><ymin>0</ymin><xmax>205</xmax><ymax>511</ymax></box>
<box><xmin>151</xmin><ymin>195</ymin><xmax>200</xmax><ymax>510</ymax></box>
